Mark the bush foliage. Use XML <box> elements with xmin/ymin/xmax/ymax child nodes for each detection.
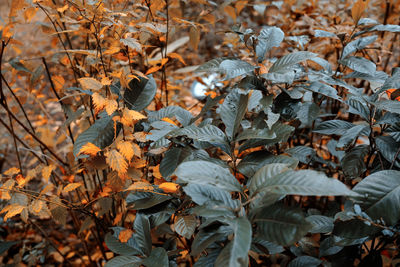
<box><xmin>0</xmin><ymin>0</ymin><xmax>400</xmax><ymax>266</ymax></box>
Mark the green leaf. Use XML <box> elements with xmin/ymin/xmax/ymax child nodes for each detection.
<box><xmin>269</xmin><ymin>51</ymin><xmax>317</xmax><ymax>73</ymax></box>
<box><xmin>285</xmin><ymin>146</ymin><xmax>316</xmax><ymax>164</ymax></box>
<box><xmin>374</xmin><ymin>100</ymin><xmax>400</xmax><ymax>114</ymax></box>
<box><xmin>73</xmin><ymin>112</ymin><xmax>121</xmax><ymax>158</ymax></box>
<box><xmin>314</xmin><ymin>120</ymin><xmax>354</xmax><ymax>135</ymax></box>
<box><xmin>219</xmin><ymin>59</ymin><xmax>255</xmax><ymax>80</ymax></box>
<box><xmin>341</xmin><ymin>35</ymin><xmax>377</xmax><ymax>59</ymax></box>
<box><xmin>341</xmin><ymin>145</ymin><xmax>370</xmax><ymax>178</ymax></box>
<box><xmin>176</xmin><ymin>161</ymin><xmax>242</xmax><ymax>192</ymax></box>
<box><xmin>104</xmin><ymin>255</ymin><xmax>142</xmax><ymax>267</ymax></box>
<box><xmin>219</xmin><ymin>89</ymin><xmax>249</xmax><ymax>140</ymax></box>
<box><xmin>347</xmin><ymin>96</ymin><xmax>370</xmax><ymax>120</ymax></box>
<box><xmin>196</xmin><ymin>57</ymin><xmax>233</xmax><ymax>73</ymax></box>
<box><xmin>147</xmin><ymin>105</ymin><xmax>193</xmax><ymax>126</ymax></box>
<box><xmin>375</xmin><ymin>136</ymin><xmax>400</xmax><ymax>168</ymax></box>
<box><xmin>256</xmin><ymin>26</ymin><xmax>284</xmax><ymax>63</ymax></box>
<box><xmin>191</xmin><ymin>225</ymin><xmax>230</xmax><ymax>256</ymax></box>
<box><xmin>104</xmin><ymin>232</ymin><xmax>141</xmax><ymax>256</ymax></box>
<box><xmin>237</xmin><ymin>151</ymin><xmax>298</xmax><ymax>178</ymax></box>
<box><xmin>159</xmin><ymin>147</ymin><xmax>191</xmax><ymax>178</ymax></box>
<box><xmin>354</xmin><ymin>24</ymin><xmax>400</xmax><ymax>37</ymax></box>
<box><xmin>287</xmin><ymin>256</ymin><xmax>322</xmax><ymax>267</ymax></box>
<box><xmin>254</xmin><ymin>204</ymin><xmax>312</xmax><ymax>245</ymax></box>
<box><xmin>142</xmin><ymin>248</ymin><xmax>168</xmax><ymax>267</ymax></box>
<box><xmin>333</xmin><ymin>219</ymin><xmax>380</xmax><ymax>238</ymax></box>
<box><xmin>126</xmin><ymin>192</ymin><xmax>172</xmax><ymax>210</ymax></box>
<box><xmin>172</xmin><ymin>124</ymin><xmax>227</xmax><ymax>145</ymax></box>
<box><xmin>381</xmin><ymin>68</ymin><xmax>400</xmax><ymax>91</ymax></box>
<box><xmin>314</xmin><ymin>30</ymin><xmax>337</xmax><ymax>38</ymax></box>
<box><xmin>133</xmin><ymin>213</ymin><xmax>152</xmax><ymax>256</ymax></box>
<box><xmin>247</xmin><ymin>163</ymin><xmax>290</xmax><ymax>196</ymax></box>
<box><xmin>386</xmin><ymin>122</ymin><xmax>400</xmax><ymax>142</ymax></box>
<box><xmin>339</xmin><ymin>56</ymin><xmax>376</xmax><ymax>74</ymax></box>
<box><xmin>306</xmin><ymin>215</ymin><xmax>334</xmax><ymax>234</ymax></box>
<box><xmin>194</xmin><ymin>249</ymin><xmax>222</xmax><ymax>267</ymax></box>
<box><xmin>352</xmin><ymin>170</ymin><xmax>400</xmax><ymax>225</ymax></box>
<box><xmin>183</xmin><ymin>183</ymin><xmax>239</xmax><ymax>209</ymax></box>
<box><xmin>215</xmin><ymin>217</ymin><xmax>252</xmax><ymax>267</ymax></box>
<box><xmin>336</xmin><ymin>124</ymin><xmax>369</xmax><ymax>149</ymax></box>
<box><xmin>256</xmin><ymin>170</ymin><xmax>355</xmax><ymax>196</ymax></box>
<box><xmin>174</xmin><ymin>214</ymin><xmax>197</xmax><ymax>239</ymax></box>
<box><xmin>235</xmin><ymin>128</ymin><xmax>276</xmax><ymax>142</ymax></box>
<box><xmin>124</xmin><ymin>75</ymin><xmax>156</xmax><ymax>111</ymax></box>
<box><xmin>306</xmin><ymin>82</ymin><xmax>341</xmax><ymax>101</ymax></box>
<box><xmin>0</xmin><ymin>241</ymin><xmax>19</xmax><ymax>255</ymax></box>
<box><xmin>319</xmin><ymin>237</ymin><xmax>343</xmax><ymax>257</ymax></box>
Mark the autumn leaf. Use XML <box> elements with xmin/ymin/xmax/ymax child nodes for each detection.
<box><xmin>78</xmin><ymin>142</ymin><xmax>101</xmax><ymax>156</ymax></box>
<box><xmin>63</xmin><ymin>183</ymin><xmax>82</xmax><ymax>193</ymax></box>
<box><xmin>92</xmin><ymin>92</ymin><xmax>107</xmax><ymax>113</ymax></box>
<box><xmin>4</xmin><ymin>167</ymin><xmax>20</xmax><ymax>176</ymax></box>
<box><xmin>78</xmin><ymin>77</ymin><xmax>103</xmax><ymax>91</ymax></box>
<box><xmin>105</xmin><ymin>98</ymin><xmax>118</xmax><ymax>115</ymax></box>
<box><xmin>168</xmin><ymin>52</ymin><xmax>186</xmax><ymax>65</ymax></box>
<box><xmin>351</xmin><ymin>0</ymin><xmax>369</xmax><ymax>24</ymax></box>
<box><xmin>161</xmin><ymin>117</ymin><xmax>177</xmax><ymax>126</ymax></box>
<box><xmin>159</xmin><ymin>182</ymin><xmax>179</xmax><ymax>193</ymax></box>
<box><xmin>106</xmin><ymin>150</ymin><xmax>128</xmax><ymax>175</ymax></box>
<box><xmin>117</xmin><ymin>140</ymin><xmax>135</xmax><ymax>161</ymax></box>
<box><xmin>119</xmin><ymin>229</ymin><xmax>133</xmax><ymax>243</ymax></box>
<box><xmin>146</xmin><ymin>65</ymin><xmax>162</xmax><ymax>75</ymax></box>
<box><xmin>126</xmin><ymin>181</ymin><xmax>154</xmax><ymax>191</ymax></box>
<box><xmin>2</xmin><ymin>204</ymin><xmax>26</xmax><ymax>222</ymax></box>
<box><xmin>42</xmin><ymin>165</ymin><xmax>56</xmax><ymax>183</ymax></box>
<box><xmin>31</xmin><ymin>199</ymin><xmax>45</xmax><ymax>213</ymax></box>
<box><xmin>120</xmin><ymin>108</ymin><xmax>146</xmax><ymax>127</ymax></box>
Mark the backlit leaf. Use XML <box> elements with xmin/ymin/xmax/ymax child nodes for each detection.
<box><xmin>78</xmin><ymin>77</ymin><xmax>103</xmax><ymax>91</ymax></box>
<box><xmin>63</xmin><ymin>183</ymin><xmax>81</xmax><ymax>193</ymax></box>
<box><xmin>106</xmin><ymin>150</ymin><xmax>128</xmax><ymax>175</ymax></box>
<box><xmin>117</xmin><ymin>140</ymin><xmax>135</xmax><ymax>161</ymax></box>
<box><xmin>78</xmin><ymin>142</ymin><xmax>101</xmax><ymax>156</ymax></box>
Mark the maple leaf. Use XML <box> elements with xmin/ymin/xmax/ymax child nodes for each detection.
<box><xmin>159</xmin><ymin>182</ymin><xmax>179</xmax><ymax>193</ymax></box>
<box><xmin>106</xmin><ymin>150</ymin><xmax>128</xmax><ymax>175</ymax></box>
<box><xmin>117</xmin><ymin>140</ymin><xmax>135</xmax><ymax>161</ymax></box>
<box><xmin>78</xmin><ymin>142</ymin><xmax>102</xmax><ymax>156</ymax></box>
<box><xmin>92</xmin><ymin>92</ymin><xmax>107</xmax><ymax>113</ymax></box>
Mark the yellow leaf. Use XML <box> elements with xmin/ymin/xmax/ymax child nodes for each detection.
<box><xmin>104</xmin><ymin>46</ymin><xmax>120</xmax><ymax>55</ymax></box>
<box><xmin>161</xmin><ymin>117</ymin><xmax>177</xmax><ymax>126</ymax></box>
<box><xmin>3</xmin><ymin>204</ymin><xmax>25</xmax><ymax>222</ymax></box>
<box><xmin>106</xmin><ymin>150</ymin><xmax>128</xmax><ymax>175</ymax></box>
<box><xmin>24</xmin><ymin>7</ymin><xmax>37</xmax><ymax>22</ymax></box>
<box><xmin>168</xmin><ymin>52</ymin><xmax>186</xmax><ymax>65</ymax></box>
<box><xmin>4</xmin><ymin>167</ymin><xmax>20</xmax><ymax>176</ymax></box>
<box><xmin>159</xmin><ymin>182</ymin><xmax>179</xmax><ymax>193</ymax></box>
<box><xmin>31</xmin><ymin>199</ymin><xmax>44</xmax><ymax>213</ymax></box>
<box><xmin>9</xmin><ymin>0</ymin><xmax>27</xmax><ymax>19</ymax></box>
<box><xmin>126</xmin><ymin>181</ymin><xmax>153</xmax><ymax>191</ymax></box>
<box><xmin>120</xmin><ymin>108</ymin><xmax>146</xmax><ymax>127</ymax></box>
<box><xmin>119</xmin><ymin>229</ymin><xmax>133</xmax><ymax>243</ymax></box>
<box><xmin>132</xmin><ymin>143</ymin><xmax>141</xmax><ymax>157</ymax></box>
<box><xmin>57</xmin><ymin>4</ymin><xmax>69</xmax><ymax>13</ymax></box>
<box><xmin>42</xmin><ymin>165</ymin><xmax>56</xmax><ymax>183</ymax></box>
<box><xmin>101</xmin><ymin>76</ymin><xmax>112</xmax><ymax>86</ymax></box>
<box><xmin>352</xmin><ymin>0</ymin><xmax>369</xmax><ymax>24</ymax></box>
<box><xmin>105</xmin><ymin>98</ymin><xmax>118</xmax><ymax>116</ymax></box>
<box><xmin>63</xmin><ymin>183</ymin><xmax>82</xmax><ymax>193</ymax></box>
<box><xmin>117</xmin><ymin>140</ymin><xmax>135</xmax><ymax>161</ymax></box>
<box><xmin>0</xmin><ymin>179</ymin><xmax>15</xmax><ymax>200</ymax></box>
<box><xmin>78</xmin><ymin>77</ymin><xmax>103</xmax><ymax>91</ymax></box>
<box><xmin>79</xmin><ymin>142</ymin><xmax>101</xmax><ymax>156</ymax></box>
<box><xmin>146</xmin><ymin>65</ymin><xmax>162</xmax><ymax>75</ymax></box>
<box><xmin>92</xmin><ymin>92</ymin><xmax>107</xmax><ymax>113</ymax></box>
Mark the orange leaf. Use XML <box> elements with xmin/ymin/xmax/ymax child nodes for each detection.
<box><xmin>146</xmin><ymin>65</ymin><xmax>162</xmax><ymax>75</ymax></box>
<box><xmin>105</xmin><ymin>98</ymin><xmax>118</xmax><ymax>115</ymax></box>
<box><xmin>63</xmin><ymin>183</ymin><xmax>82</xmax><ymax>193</ymax></box>
<box><xmin>224</xmin><ymin>5</ymin><xmax>237</xmax><ymax>22</ymax></box>
<box><xmin>159</xmin><ymin>182</ymin><xmax>179</xmax><ymax>193</ymax></box>
<box><xmin>117</xmin><ymin>140</ymin><xmax>135</xmax><ymax>162</ymax></box>
<box><xmin>119</xmin><ymin>229</ymin><xmax>133</xmax><ymax>243</ymax></box>
<box><xmin>101</xmin><ymin>76</ymin><xmax>112</xmax><ymax>86</ymax></box>
<box><xmin>92</xmin><ymin>92</ymin><xmax>107</xmax><ymax>113</ymax></box>
<box><xmin>2</xmin><ymin>204</ymin><xmax>25</xmax><ymax>222</ymax></box>
<box><xmin>52</xmin><ymin>75</ymin><xmax>65</xmax><ymax>91</ymax></box>
<box><xmin>386</xmin><ymin>89</ymin><xmax>400</xmax><ymax>101</ymax></box>
<box><xmin>168</xmin><ymin>52</ymin><xmax>186</xmax><ymax>65</ymax></box>
<box><xmin>120</xmin><ymin>108</ymin><xmax>146</xmax><ymax>126</ymax></box>
<box><xmin>78</xmin><ymin>77</ymin><xmax>103</xmax><ymax>91</ymax></box>
<box><xmin>31</xmin><ymin>200</ymin><xmax>44</xmax><ymax>213</ymax></box>
<box><xmin>42</xmin><ymin>165</ymin><xmax>56</xmax><ymax>183</ymax></box>
<box><xmin>78</xmin><ymin>142</ymin><xmax>101</xmax><ymax>156</ymax></box>
<box><xmin>4</xmin><ymin>167</ymin><xmax>20</xmax><ymax>176</ymax></box>
<box><xmin>126</xmin><ymin>181</ymin><xmax>153</xmax><ymax>191</ymax></box>
<box><xmin>161</xmin><ymin>117</ymin><xmax>177</xmax><ymax>126</ymax></box>
<box><xmin>189</xmin><ymin>26</ymin><xmax>200</xmax><ymax>51</ymax></box>
<box><xmin>106</xmin><ymin>150</ymin><xmax>128</xmax><ymax>175</ymax></box>
<box><xmin>351</xmin><ymin>0</ymin><xmax>369</xmax><ymax>24</ymax></box>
